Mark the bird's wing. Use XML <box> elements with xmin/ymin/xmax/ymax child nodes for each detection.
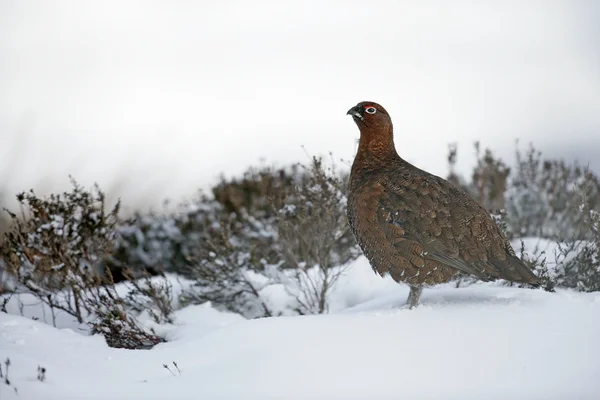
<box><xmin>376</xmin><ymin>174</ymin><xmax>536</xmax><ymax>283</ymax></box>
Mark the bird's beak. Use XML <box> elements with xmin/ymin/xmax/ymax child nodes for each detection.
<box><xmin>346</xmin><ymin>105</ymin><xmax>363</xmax><ymax>121</ymax></box>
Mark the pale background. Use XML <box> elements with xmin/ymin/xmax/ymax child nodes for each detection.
<box><xmin>1</xmin><ymin>0</ymin><xmax>599</xmax><ymax>213</ymax></box>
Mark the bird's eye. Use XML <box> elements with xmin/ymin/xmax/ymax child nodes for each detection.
<box><xmin>365</xmin><ymin>107</ymin><xmax>377</xmax><ymax>114</ymax></box>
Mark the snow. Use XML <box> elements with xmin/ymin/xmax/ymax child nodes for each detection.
<box><xmin>2</xmin><ymin>257</ymin><xmax>600</xmax><ymax>399</ymax></box>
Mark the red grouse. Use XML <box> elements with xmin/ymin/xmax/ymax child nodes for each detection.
<box><xmin>346</xmin><ymin>101</ymin><xmax>539</xmax><ymax>308</ymax></box>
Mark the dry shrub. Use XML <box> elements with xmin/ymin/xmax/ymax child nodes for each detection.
<box><xmin>506</xmin><ymin>146</ymin><xmax>600</xmax><ymax>239</ymax></box>
<box><xmin>85</xmin><ymin>277</ymin><xmax>165</xmax><ymax>350</ymax></box>
<box><xmin>1</xmin><ymin>179</ymin><xmax>119</xmax><ymax>321</ymax></box>
<box><xmin>448</xmin><ymin>142</ymin><xmax>600</xmax><ymax>291</ymax></box>
<box><xmin>178</xmin><ymin>211</ymin><xmax>276</xmax><ymax>318</ymax></box>
<box><xmin>179</xmin><ymin>157</ymin><xmax>359</xmax><ymax>316</ymax></box>
<box><xmin>272</xmin><ymin>156</ymin><xmax>359</xmax><ymax>314</ymax></box>
<box><xmin>0</xmin><ymin>180</ymin><xmax>169</xmax><ymax>349</ymax></box>
<box><xmin>212</xmin><ymin>164</ymin><xmax>295</xmax><ymax>217</ymax></box>
<box><xmin>113</xmin><ymin>191</ymin><xmax>279</xmax><ymax>318</ymax></box>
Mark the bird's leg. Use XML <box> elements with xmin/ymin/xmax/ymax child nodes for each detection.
<box><xmin>405</xmin><ymin>286</ymin><xmax>423</xmax><ymax>309</ymax></box>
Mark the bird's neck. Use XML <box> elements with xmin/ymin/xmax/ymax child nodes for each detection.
<box><xmin>355</xmin><ymin>125</ymin><xmax>399</xmax><ymax>166</ymax></box>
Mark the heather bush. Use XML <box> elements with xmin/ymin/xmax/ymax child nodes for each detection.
<box><xmin>270</xmin><ymin>157</ymin><xmax>359</xmax><ymax>314</ymax></box>
<box><xmin>506</xmin><ymin>146</ymin><xmax>600</xmax><ymax>240</ymax></box>
<box><xmin>180</xmin><ymin>157</ymin><xmax>359</xmax><ymax>316</ymax></box>
<box><xmin>1</xmin><ymin>180</ymin><xmax>119</xmax><ymax>321</ymax></box>
<box><xmin>178</xmin><ymin>209</ymin><xmax>277</xmax><ymax>318</ymax></box>
<box><xmin>448</xmin><ymin>142</ymin><xmax>600</xmax><ymax>291</ymax></box>
<box><xmin>85</xmin><ymin>280</ymin><xmax>165</xmax><ymax>350</ymax></box>
<box><xmin>0</xmin><ymin>180</ymin><xmax>169</xmax><ymax>349</ymax></box>
<box><xmin>111</xmin><ymin>192</ymin><xmax>279</xmax><ymax>318</ymax></box>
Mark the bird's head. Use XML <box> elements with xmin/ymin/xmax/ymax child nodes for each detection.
<box><xmin>347</xmin><ymin>101</ymin><xmax>397</xmax><ymax>157</ymax></box>
<box><xmin>346</xmin><ymin>101</ymin><xmax>390</xmax><ymax>128</ymax></box>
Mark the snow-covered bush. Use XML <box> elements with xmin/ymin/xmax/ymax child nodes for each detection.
<box><xmin>0</xmin><ymin>180</ymin><xmax>169</xmax><ymax>349</ymax></box>
<box><xmin>85</xmin><ymin>283</ymin><xmax>165</xmax><ymax>350</ymax></box>
<box><xmin>181</xmin><ymin>158</ymin><xmax>359</xmax><ymax>316</ymax></box>
<box><xmin>110</xmin><ymin>192</ymin><xmax>279</xmax><ymax>281</ymax></box>
<box><xmin>506</xmin><ymin>145</ymin><xmax>600</xmax><ymax>240</ymax></box>
<box><xmin>110</xmin><ymin>194</ymin><xmax>278</xmax><ymax>318</ymax></box>
<box><xmin>550</xmin><ymin>200</ymin><xmax>600</xmax><ymax>292</ymax></box>
<box><xmin>124</xmin><ymin>273</ymin><xmax>174</xmax><ymax>324</ymax></box>
<box><xmin>114</xmin><ymin>158</ymin><xmax>359</xmax><ymax>317</ymax></box>
<box><xmin>446</xmin><ymin>141</ymin><xmax>510</xmax><ymax>212</ymax></box>
<box><xmin>212</xmin><ymin>163</ymin><xmax>297</xmax><ymax>218</ymax></box>
<box><xmin>448</xmin><ymin>143</ymin><xmax>600</xmax><ymax>291</ymax></box>
<box><xmin>110</xmin><ymin>209</ymin><xmax>193</xmax><ymax>278</ymax></box>
<box><xmin>1</xmin><ymin>180</ymin><xmax>119</xmax><ymax>321</ymax></box>
<box><xmin>178</xmin><ymin>210</ymin><xmax>277</xmax><ymax>318</ymax></box>
<box><xmin>505</xmin><ymin>150</ymin><xmax>600</xmax><ymax>291</ymax></box>
<box><xmin>271</xmin><ymin>157</ymin><xmax>360</xmax><ymax>314</ymax></box>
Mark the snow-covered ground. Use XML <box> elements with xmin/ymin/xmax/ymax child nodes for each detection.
<box><xmin>1</xmin><ymin>256</ymin><xmax>599</xmax><ymax>400</ymax></box>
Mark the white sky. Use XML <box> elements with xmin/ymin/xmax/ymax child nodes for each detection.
<box><xmin>1</xmin><ymin>0</ymin><xmax>600</xmax><ymax>212</ymax></box>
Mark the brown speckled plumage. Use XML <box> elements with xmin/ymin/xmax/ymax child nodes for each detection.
<box><xmin>346</xmin><ymin>101</ymin><xmax>539</xmax><ymax>307</ymax></box>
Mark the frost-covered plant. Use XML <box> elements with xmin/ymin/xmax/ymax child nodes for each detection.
<box><xmin>447</xmin><ymin>142</ymin><xmax>600</xmax><ymax>291</ymax></box>
<box><xmin>124</xmin><ymin>272</ymin><xmax>174</xmax><ymax>324</ymax></box>
<box><xmin>271</xmin><ymin>156</ymin><xmax>360</xmax><ymax>314</ymax></box>
<box><xmin>471</xmin><ymin>142</ymin><xmax>511</xmax><ymax>212</ymax></box>
<box><xmin>505</xmin><ymin>145</ymin><xmax>600</xmax><ymax>239</ymax></box>
<box><xmin>110</xmin><ymin>210</ymin><xmax>187</xmax><ymax>278</ymax></box>
<box><xmin>503</xmin><ymin>149</ymin><xmax>600</xmax><ymax>291</ymax></box>
<box><xmin>446</xmin><ymin>142</ymin><xmax>510</xmax><ymax>213</ymax></box>
<box><xmin>111</xmin><ymin>193</ymin><xmax>279</xmax><ymax>279</ymax></box>
<box><xmin>0</xmin><ymin>180</ymin><xmax>168</xmax><ymax>348</ymax></box>
<box><xmin>180</xmin><ymin>236</ymin><xmax>261</xmax><ymax>318</ymax></box>
<box><xmin>1</xmin><ymin>179</ymin><xmax>119</xmax><ymax>322</ymax></box>
<box><xmin>446</xmin><ymin>142</ymin><xmax>600</xmax><ymax>240</ymax></box>
<box><xmin>212</xmin><ymin>164</ymin><xmax>297</xmax><ymax>218</ymax></box>
<box><xmin>550</xmin><ymin>188</ymin><xmax>600</xmax><ymax>292</ymax></box>
<box><xmin>508</xmin><ymin>239</ymin><xmax>556</xmax><ymax>291</ymax></box>
<box><xmin>179</xmin><ymin>211</ymin><xmax>276</xmax><ymax>318</ymax></box>
<box><xmin>85</xmin><ymin>281</ymin><xmax>164</xmax><ymax>350</ymax></box>
<box><xmin>112</xmin><ymin>190</ymin><xmax>278</xmax><ymax>318</ymax></box>
<box><xmin>180</xmin><ymin>157</ymin><xmax>360</xmax><ymax>316</ymax></box>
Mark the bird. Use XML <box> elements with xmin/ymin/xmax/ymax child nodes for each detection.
<box><xmin>346</xmin><ymin>101</ymin><xmax>540</xmax><ymax>308</ymax></box>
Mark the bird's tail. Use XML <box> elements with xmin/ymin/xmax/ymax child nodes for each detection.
<box><xmin>486</xmin><ymin>254</ymin><xmax>540</xmax><ymax>286</ymax></box>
